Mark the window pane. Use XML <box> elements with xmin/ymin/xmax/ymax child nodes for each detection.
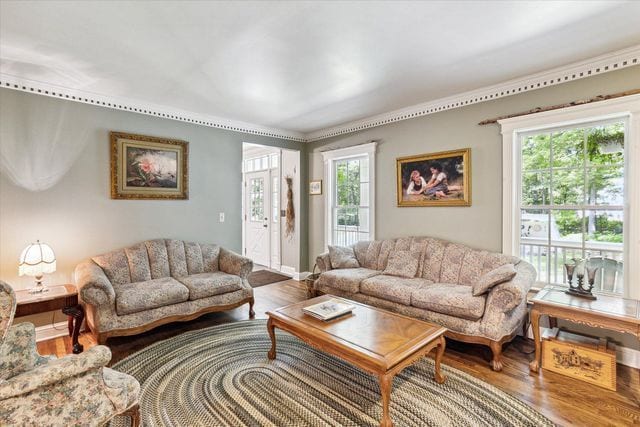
<box><xmin>552</xmin><ymin>209</ymin><xmax>583</xmax><ymax>245</ymax></box>
<box><xmin>552</xmin><ymin>129</ymin><xmax>584</xmax><ymax>168</ymax></box>
<box><xmin>249</xmin><ymin>178</ymin><xmax>264</xmax><ymax>221</ymax></box>
<box><xmin>522</xmin><ymin>171</ymin><xmax>550</xmax><ymax>206</ymax></box>
<box><xmin>270</xmin><ymin>153</ymin><xmax>279</xmax><ymax>168</ymax></box>
<box><xmin>587</xmin><ymin>122</ymin><xmax>624</xmax><ymax>166</ymax></box>
<box><xmin>552</xmin><ymin>168</ymin><xmax>584</xmax><ymax>205</ymax></box>
<box><xmin>587</xmin><ymin>166</ymin><xmax>624</xmax><ymax>206</ymax></box>
<box><xmin>584</xmin><ymin>210</ymin><xmax>623</xmax><ymax>245</ymax></box>
<box><xmin>522</xmin><ymin>134</ymin><xmax>550</xmax><ymax>171</ymax></box>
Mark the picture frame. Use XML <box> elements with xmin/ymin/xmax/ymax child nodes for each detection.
<box><xmin>110</xmin><ymin>131</ymin><xmax>189</xmax><ymax>200</ymax></box>
<box><xmin>396</xmin><ymin>148</ymin><xmax>471</xmax><ymax>207</ymax></box>
<box><xmin>309</xmin><ymin>180</ymin><xmax>323</xmax><ymax>195</ymax></box>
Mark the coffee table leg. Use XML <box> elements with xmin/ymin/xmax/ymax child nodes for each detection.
<box><xmin>433</xmin><ymin>335</ymin><xmax>447</xmax><ymax>384</ymax></box>
<box><xmin>267</xmin><ymin>317</ymin><xmax>277</xmax><ymax>360</ymax></box>
<box><xmin>529</xmin><ymin>307</ymin><xmax>541</xmax><ymax>373</ymax></box>
<box><xmin>378</xmin><ymin>373</ymin><xmax>393</xmax><ymax>427</ymax></box>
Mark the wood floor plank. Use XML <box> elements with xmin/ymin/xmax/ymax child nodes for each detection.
<box><xmin>35</xmin><ymin>279</ymin><xmax>640</xmax><ymax>426</ymax></box>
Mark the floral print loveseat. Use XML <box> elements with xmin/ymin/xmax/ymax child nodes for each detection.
<box><xmin>75</xmin><ymin>239</ymin><xmax>254</xmax><ymax>344</ymax></box>
<box><xmin>314</xmin><ymin>237</ymin><xmax>536</xmax><ymax>371</ymax></box>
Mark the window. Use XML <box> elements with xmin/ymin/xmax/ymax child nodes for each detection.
<box><xmin>519</xmin><ymin>120</ymin><xmax>625</xmax><ymax>293</ymax></box>
<box><xmin>272</xmin><ymin>175</ymin><xmax>279</xmax><ymax>223</ymax></box>
<box><xmin>500</xmin><ymin>94</ymin><xmax>640</xmax><ymax>298</ymax></box>
<box><xmin>322</xmin><ymin>143</ymin><xmax>376</xmax><ymax>248</ymax></box>
<box><xmin>249</xmin><ymin>177</ymin><xmax>264</xmax><ymax>222</ymax></box>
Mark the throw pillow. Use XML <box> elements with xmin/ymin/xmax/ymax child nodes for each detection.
<box><xmin>472</xmin><ymin>264</ymin><xmax>517</xmax><ymax>296</ymax></box>
<box><xmin>328</xmin><ymin>245</ymin><xmax>360</xmax><ymax>269</ymax></box>
<box><xmin>383</xmin><ymin>249</ymin><xmax>421</xmax><ymax>278</ymax></box>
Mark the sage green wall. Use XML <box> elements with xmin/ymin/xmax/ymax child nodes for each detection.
<box><xmin>0</xmin><ymin>89</ymin><xmax>307</xmax><ymax>323</ymax></box>
<box><xmin>307</xmin><ymin>65</ymin><xmax>640</xmax><ymax>350</ymax></box>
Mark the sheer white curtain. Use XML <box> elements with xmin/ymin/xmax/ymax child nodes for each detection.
<box><xmin>0</xmin><ymin>96</ymin><xmax>91</xmax><ymax>191</ymax></box>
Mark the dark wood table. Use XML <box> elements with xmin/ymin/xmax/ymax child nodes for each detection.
<box><xmin>529</xmin><ymin>286</ymin><xmax>640</xmax><ymax>375</ymax></box>
<box><xmin>15</xmin><ymin>284</ymin><xmax>85</xmax><ymax>354</ymax></box>
<box><xmin>267</xmin><ymin>294</ymin><xmax>447</xmax><ymax>427</ymax></box>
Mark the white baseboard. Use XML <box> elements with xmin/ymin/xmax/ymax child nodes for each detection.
<box><xmin>34</xmin><ymin>321</ymin><xmax>85</xmax><ymax>343</ymax></box>
<box><xmin>528</xmin><ymin>326</ymin><xmax>640</xmax><ymax>369</ymax></box>
<box><xmin>279</xmin><ymin>266</ymin><xmax>309</xmax><ymax>280</ymax></box>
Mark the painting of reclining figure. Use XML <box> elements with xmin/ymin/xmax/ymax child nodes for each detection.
<box><xmin>396</xmin><ymin>148</ymin><xmax>471</xmax><ymax>207</ymax></box>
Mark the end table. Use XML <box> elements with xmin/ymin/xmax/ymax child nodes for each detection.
<box><xmin>15</xmin><ymin>284</ymin><xmax>85</xmax><ymax>354</ymax></box>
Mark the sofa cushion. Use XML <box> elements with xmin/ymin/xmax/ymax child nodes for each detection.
<box><xmin>411</xmin><ymin>283</ymin><xmax>486</xmax><ymax>320</ymax></box>
<box><xmin>166</xmin><ymin>239</ymin><xmax>188</xmax><ymax>278</ymax></box>
<box><xmin>184</xmin><ymin>242</ymin><xmax>204</xmax><ymax>274</ymax></box>
<box><xmin>421</xmin><ymin>238</ymin><xmax>448</xmax><ymax>282</ymax></box>
<box><xmin>200</xmin><ymin>244</ymin><xmax>220</xmax><ymax>272</ymax></box>
<box><xmin>472</xmin><ymin>264</ymin><xmax>517</xmax><ymax>296</ymax></box>
<box><xmin>114</xmin><ymin>277</ymin><xmax>189</xmax><ymax>315</ymax></box>
<box><xmin>440</xmin><ymin>243</ymin><xmax>471</xmax><ymax>284</ymax></box>
<box><xmin>360</xmin><ymin>275</ymin><xmax>433</xmax><ymax>306</ymax></box>
<box><xmin>316</xmin><ymin>268</ymin><xmax>381</xmax><ymax>294</ymax></box>
<box><xmin>383</xmin><ymin>249</ymin><xmax>421</xmax><ymax>278</ymax></box>
<box><xmin>145</xmin><ymin>239</ymin><xmax>170</xmax><ymax>279</ymax></box>
<box><xmin>124</xmin><ymin>243</ymin><xmax>152</xmax><ymax>283</ymax></box>
<box><xmin>177</xmin><ymin>272</ymin><xmax>243</xmax><ymax>300</ymax></box>
<box><xmin>328</xmin><ymin>245</ymin><xmax>359</xmax><ymax>269</ymax></box>
<box><xmin>92</xmin><ymin>250</ymin><xmax>131</xmax><ymax>285</ymax></box>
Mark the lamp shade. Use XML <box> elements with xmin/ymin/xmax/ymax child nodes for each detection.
<box><xmin>18</xmin><ymin>241</ymin><xmax>56</xmax><ymax>277</ymax></box>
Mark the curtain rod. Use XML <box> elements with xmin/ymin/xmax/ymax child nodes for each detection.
<box><xmin>478</xmin><ymin>89</ymin><xmax>640</xmax><ymax>126</ymax></box>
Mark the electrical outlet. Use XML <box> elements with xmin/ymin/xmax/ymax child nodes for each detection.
<box><xmin>219</xmin><ymin>212</ymin><xmax>225</xmax><ymax>223</ymax></box>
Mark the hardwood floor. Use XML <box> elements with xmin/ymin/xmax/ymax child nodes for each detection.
<box><xmin>38</xmin><ymin>280</ymin><xmax>640</xmax><ymax>426</ymax></box>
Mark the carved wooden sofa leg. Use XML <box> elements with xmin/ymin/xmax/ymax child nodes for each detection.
<box><xmin>249</xmin><ymin>297</ymin><xmax>256</xmax><ymax>319</ymax></box>
<box><xmin>120</xmin><ymin>403</ymin><xmax>140</xmax><ymax>427</ymax></box>
<box><xmin>489</xmin><ymin>340</ymin><xmax>504</xmax><ymax>372</ymax></box>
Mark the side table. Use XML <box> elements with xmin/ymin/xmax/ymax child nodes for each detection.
<box><xmin>15</xmin><ymin>284</ymin><xmax>85</xmax><ymax>354</ymax></box>
<box><xmin>529</xmin><ymin>286</ymin><xmax>640</xmax><ymax>375</ymax></box>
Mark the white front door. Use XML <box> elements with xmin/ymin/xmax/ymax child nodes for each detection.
<box><xmin>244</xmin><ymin>171</ymin><xmax>270</xmax><ymax>267</ymax></box>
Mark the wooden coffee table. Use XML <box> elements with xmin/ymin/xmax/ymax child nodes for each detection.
<box><xmin>266</xmin><ymin>294</ymin><xmax>447</xmax><ymax>427</ymax></box>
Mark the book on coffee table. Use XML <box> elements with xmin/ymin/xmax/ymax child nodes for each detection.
<box><xmin>303</xmin><ymin>298</ymin><xmax>356</xmax><ymax>321</ymax></box>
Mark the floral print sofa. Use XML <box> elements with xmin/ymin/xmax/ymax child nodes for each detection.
<box><xmin>0</xmin><ymin>281</ymin><xmax>140</xmax><ymax>426</ymax></box>
<box><xmin>314</xmin><ymin>237</ymin><xmax>536</xmax><ymax>371</ymax></box>
<box><xmin>75</xmin><ymin>239</ymin><xmax>254</xmax><ymax>344</ymax></box>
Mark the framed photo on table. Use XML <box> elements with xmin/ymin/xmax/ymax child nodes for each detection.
<box><xmin>396</xmin><ymin>148</ymin><xmax>471</xmax><ymax>207</ymax></box>
<box><xmin>110</xmin><ymin>131</ymin><xmax>189</xmax><ymax>200</ymax></box>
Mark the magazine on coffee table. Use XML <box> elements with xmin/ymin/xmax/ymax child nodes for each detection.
<box><xmin>303</xmin><ymin>298</ymin><xmax>356</xmax><ymax>321</ymax></box>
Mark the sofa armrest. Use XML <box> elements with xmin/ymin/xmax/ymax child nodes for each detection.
<box><xmin>0</xmin><ymin>345</ymin><xmax>112</xmax><ymax>400</ymax></box>
<box><xmin>316</xmin><ymin>252</ymin><xmax>332</xmax><ymax>273</ymax></box>
<box><xmin>75</xmin><ymin>259</ymin><xmax>116</xmax><ymax>307</ymax></box>
<box><xmin>219</xmin><ymin>248</ymin><xmax>253</xmax><ymax>280</ymax></box>
<box><xmin>485</xmin><ymin>261</ymin><xmax>536</xmax><ymax>313</ymax></box>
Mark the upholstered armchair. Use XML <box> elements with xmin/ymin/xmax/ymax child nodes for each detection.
<box><xmin>0</xmin><ymin>281</ymin><xmax>140</xmax><ymax>426</ymax></box>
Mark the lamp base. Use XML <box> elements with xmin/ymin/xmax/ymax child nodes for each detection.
<box><xmin>29</xmin><ymin>276</ymin><xmax>49</xmax><ymax>294</ymax></box>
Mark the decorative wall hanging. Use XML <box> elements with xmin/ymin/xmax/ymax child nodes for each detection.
<box><xmin>285</xmin><ymin>176</ymin><xmax>295</xmax><ymax>238</ymax></box>
<box><xmin>309</xmin><ymin>180</ymin><xmax>323</xmax><ymax>195</ymax></box>
<box><xmin>396</xmin><ymin>148</ymin><xmax>471</xmax><ymax>207</ymax></box>
<box><xmin>110</xmin><ymin>131</ymin><xmax>189</xmax><ymax>200</ymax></box>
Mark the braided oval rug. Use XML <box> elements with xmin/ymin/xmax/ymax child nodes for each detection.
<box><xmin>110</xmin><ymin>320</ymin><xmax>553</xmax><ymax>427</ymax></box>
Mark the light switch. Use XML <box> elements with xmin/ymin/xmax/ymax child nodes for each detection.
<box><xmin>219</xmin><ymin>212</ymin><xmax>225</xmax><ymax>222</ymax></box>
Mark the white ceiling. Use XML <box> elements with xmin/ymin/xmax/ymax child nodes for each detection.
<box><xmin>1</xmin><ymin>1</ymin><xmax>640</xmax><ymax>137</ymax></box>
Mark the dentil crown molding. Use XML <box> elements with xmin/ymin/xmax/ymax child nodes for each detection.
<box><xmin>1</xmin><ymin>45</ymin><xmax>638</xmax><ymax>143</ymax></box>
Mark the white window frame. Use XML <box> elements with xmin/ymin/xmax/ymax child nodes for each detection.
<box><xmin>321</xmin><ymin>142</ymin><xmax>377</xmax><ymax>249</ymax></box>
<box><xmin>500</xmin><ymin>94</ymin><xmax>640</xmax><ymax>299</ymax></box>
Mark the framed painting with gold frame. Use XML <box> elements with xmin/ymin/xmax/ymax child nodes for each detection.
<box><xmin>110</xmin><ymin>131</ymin><xmax>189</xmax><ymax>200</ymax></box>
<box><xmin>396</xmin><ymin>148</ymin><xmax>471</xmax><ymax>207</ymax></box>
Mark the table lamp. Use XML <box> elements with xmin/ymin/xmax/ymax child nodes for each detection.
<box><xmin>18</xmin><ymin>240</ymin><xmax>56</xmax><ymax>294</ymax></box>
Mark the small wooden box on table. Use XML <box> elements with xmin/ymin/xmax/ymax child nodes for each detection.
<box><xmin>14</xmin><ymin>284</ymin><xmax>85</xmax><ymax>354</ymax></box>
<box><xmin>267</xmin><ymin>294</ymin><xmax>447</xmax><ymax>427</ymax></box>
